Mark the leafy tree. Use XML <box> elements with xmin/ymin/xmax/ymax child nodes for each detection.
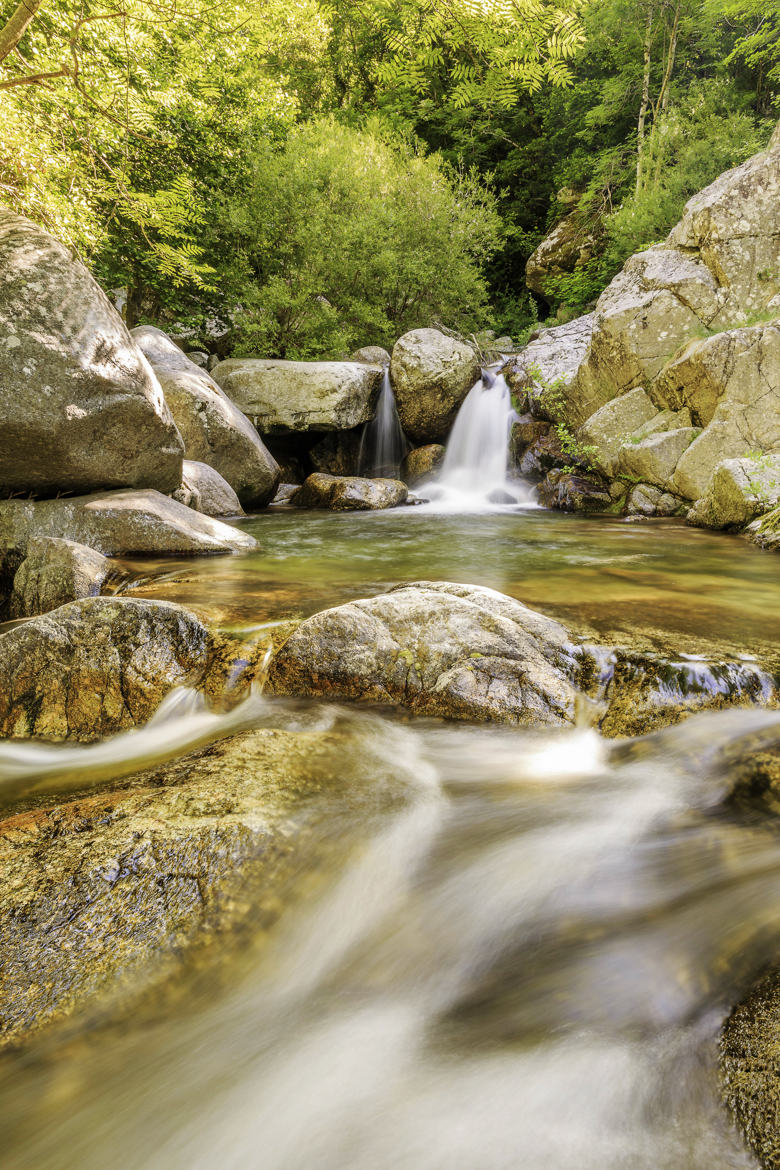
<box><xmin>218</xmin><ymin>117</ymin><xmax>502</xmax><ymax>358</ymax></box>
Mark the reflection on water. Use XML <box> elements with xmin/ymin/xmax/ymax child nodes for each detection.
<box><xmin>2</xmin><ymin>703</ymin><xmax>780</xmax><ymax>1168</ymax></box>
<box><xmin>116</xmin><ymin>509</ymin><xmax>780</xmax><ymax>658</ymax></box>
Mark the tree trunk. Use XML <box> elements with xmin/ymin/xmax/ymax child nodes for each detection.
<box><xmin>0</xmin><ymin>0</ymin><xmax>44</xmax><ymax>65</ymax></box>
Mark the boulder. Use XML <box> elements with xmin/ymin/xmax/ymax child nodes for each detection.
<box><xmin>625</xmin><ymin>484</ymin><xmax>686</xmax><ymax>518</ymax></box>
<box><xmin>401</xmin><ymin>444</ymin><xmax>446</xmax><ymax>486</ymax></box>
<box><xmin>211</xmin><ymin>358</ymin><xmax>382</xmax><ymax>434</ymax></box>
<box><xmin>174</xmin><ymin>460</ymin><xmax>243</xmax><ymax>518</ymax></box>
<box><xmin>657</xmin><ymin>323</ymin><xmax>780</xmax><ymax>500</ymax></box>
<box><xmin>687</xmin><ymin>454</ymin><xmax>780</xmax><ymax>530</ymax></box>
<box><xmin>0</xmin><ymin>490</ymin><xmax>256</xmax><ymax>558</ymax></box>
<box><xmin>525</xmin><ymin>211</ymin><xmax>598</xmax><ymax>304</ymax></box>
<box><xmin>536</xmin><ymin>471</ymin><xmax>611</xmax><ymax>512</ymax></box>
<box><xmin>0</xmin><ymin>212</ymin><xmax>184</xmax><ymax>497</ymax></box>
<box><xmin>0</xmin><ymin>716</ymin><xmax>411</xmax><ymax>1045</ymax></box>
<box><xmin>721</xmin><ymin>971</ymin><xmax>780</xmax><ymax>1170</ymax></box>
<box><xmin>746</xmin><ymin>505</ymin><xmax>780</xmax><ymax>551</ymax></box>
<box><xmin>350</xmin><ymin>345</ymin><xmax>391</xmax><ymax>365</ymax></box>
<box><xmin>269</xmin><ymin>581</ymin><xmax>590</xmax><ymax>725</ymax></box>
<box><xmin>9</xmin><ymin>538</ymin><xmax>112</xmax><ymax>619</ymax></box>
<box><xmin>0</xmin><ymin>597</ymin><xmax>232</xmax><ymax>740</ymax></box>
<box><xmin>186</xmin><ymin>350</ymin><xmax>210</xmax><ymax>368</ymax></box>
<box><xmin>291</xmin><ymin>473</ymin><xmax>407</xmax><ymax>511</ymax></box>
<box><xmin>505</xmin><ymin>314</ymin><xmax>596</xmax><ymax>425</ymax></box>
<box><xmin>618</xmin><ymin>427</ymin><xmax>700</xmax><ymax>490</ymax></box>
<box><xmin>576</xmin><ymin>388</ymin><xmax>659</xmax><ymax>475</ymax></box>
<box><xmin>390</xmin><ymin>329</ymin><xmax>480</xmax><ymax>443</ymax></box>
<box><xmin>134</xmin><ymin>326</ymin><xmax>280</xmax><ymax>509</ymax></box>
<box><xmin>519</xmin><ymin>430</ymin><xmax>573</xmax><ymax>478</ymax></box>
<box><xmin>510</xmin><ymin>415</ymin><xmax>551</xmax><ymax>462</ymax></box>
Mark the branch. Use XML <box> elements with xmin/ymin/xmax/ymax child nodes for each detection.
<box><xmin>0</xmin><ymin>0</ymin><xmax>44</xmax><ymax>65</ymax></box>
<box><xmin>0</xmin><ymin>66</ymin><xmax>68</xmax><ymax>88</ymax></box>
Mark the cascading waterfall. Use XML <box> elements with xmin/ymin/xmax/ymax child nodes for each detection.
<box><xmin>422</xmin><ymin>368</ymin><xmax>536</xmax><ymax>510</ymax></box>
<box><xmin>358</xmin><ymin>369</ymin><xmax>408</xmax><ymax>479</ymax></box>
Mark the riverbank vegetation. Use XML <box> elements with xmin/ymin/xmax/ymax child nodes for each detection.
<box><xmin>1</xmin><ymin>0</ymin><xmax>778</xmax><ymax>351</ymax></box>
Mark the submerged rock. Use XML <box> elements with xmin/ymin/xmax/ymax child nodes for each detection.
<box><xmin>0</xmin><ymin>490</ymin><xmax>256</xmax><ymax>558</ymax></box>
<box><xmin>0</xmin><ymin>597</ymin><xmax>238</xmax><ymax>740</ymax></box>
<box><xmin>211</xmin><ymin>358</ymin><xmax>382</xmax><ymax>434</ymax></box>
<box><xmin>390</xmin><ymin>329</ymin><xmax>480</xmax><ymax>443</ymax></box>
<box><xmin>0</xmin><ymin>716</ymin><xmax>418</xmax><ymax>1046</ymax></box>
<box><xmin>401</xmin><ymin>445</ymin><xmax>446</xmax><ymax>486</ymax></box>
<box><xmin>9</xmin><ymin>538</ymin><xmax>112</xmax><ymax>619</ymax></box>
<box><xmin>0</xmin><ymin>211</ymin><xmax>184</xmax><ymax>498</ymax></box>
<box><xmin>291</xmin><ymin>473</ymin><xmax>407</xmax><ymax>511</ymax></box>
<box><xmin>174</xmin><ymin>460</ymin><xmax>243</xmax><ymax>518</ymax></box>
<box><xmin>133</xmin><ymin>326</ymin><xmax>280</xmax><ymax>509</ymax></box>
<box><xmin>269</xmin><ymin>581</ymin><xmax>593</xmax><ymax>726</ymax></box>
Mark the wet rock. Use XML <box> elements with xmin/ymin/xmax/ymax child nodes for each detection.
<box><xmin>309</xmin><ymin>429</ymin><xmax>363</xmax><ymax>477</ymax></box>
<box><xmin>618</xmin><ymin>427</ymin><xmax>700</xmax><ymax>489</ymax></box>
<box><xmin>687</xmin><ymin>455</ymin><xmax>780</xmax><ymax>530</ymax></box>
<box><xmin>745</xmin><ymin>506</ymin><xmax>780</xmax><ymax>552</ymax></box>
<box><xmin>9</xmin><ymin>538</ymin><xmax>112</xmax><ymax>619</ymax></box>
<box><xmin>519</xmin><ymin>429</ymin><xmax>582</xmax><ymax>478</ymax></box>
<box><xmin>625</xmin><ymin>484</ymin><xmax>687</xmax><ymax>517</ymax></box>
<box><xmin>0</xmin><ymin>490</ymin><xmax>256</xmax><ymax>558</ymax></box>
<box><xmin>350</xmin><ymin>345</ymin><xmax>391</xmax><ymax>365</ymax></box>
<box><xmin>600</xmin><ymin>652</ymin><xmax>778</xmax><ymax>737</ymax></box>
<box><xmin>291</xmin><ymin>473</ymin><xmax>407</xmax><ymax>511</ymax></box>
<box><xmin>0</xmin><ymin>597</ymin><xmax>239</xmax><ymax>740</ymax></box>
<box><xmin>390</xmin><ymin>329</ymin><xmax>480</xmax><ymax>443</ymax></box>
<box><xmin>721</xmin><ymin>971</ymin><xmax>780</xmax><ymax>1170</ymax></box>
<box><xmin>0</xmin><ymin>717</ymin><xmax>413</xmax><ymax>1046</ymax></box>
<box><xmin>0</xmin><ymin>212</ymin><xmax>184</xmax><ymax>497</ymax></box>
<box><xmin>269</xmin><ymin>581</ymin><xmax>594</xmax><ymax>726</ymax></box>
<box><xmin>401</xmin><ymin>444</ymin><xmax>446</xmax><ymax>486</ymax></box>
<box><xmin>270</xmin><ymin>483</ymin><xmax>302</xmax><ymax>506</ymax></box>
<box><xmin>174</xmin><ymin>461</ymin><xmax>243</xmax><ymax>518</ymax></box>
<box><xmin>510</xmin><ymin>415</ymin><xmax>550</xmax><ymax>462</ymax></box>
<box><xmin>576</xmin><ymin>388</ymin><xmax>659</xmax><ymax>475</ymax></box>
<box><xmin>537</xmin><ymin>471</ymin><xmax>611</xmax><ymax>512</ymax></box>
<box><xmin>134</xmin><ymin>326</ymin><xmax>280</xmax><ymax>509</ymax></box>
<box><xmin>211</xmin><ymin>358</ymin><xmax>382</xmax><ymax>434</ymax></box>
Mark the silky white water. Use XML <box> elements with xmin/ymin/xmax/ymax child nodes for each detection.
<box><xmin>2</xmin><ymin>701</ymin><xmax>779</xmax><ymax>1169</ymax></box>
<box><xmin>358</xmin><ymin>368</ymin><xmax>408</xmax><ymax>479</ymax></box>
<box><xmin>423</xmin><ymin>370</ymin><xmax>537</xmax><ymax>510</ymax></box>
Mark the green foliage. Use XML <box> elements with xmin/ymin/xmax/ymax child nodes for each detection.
<box><xmin>218</xmin><ymin>118</ymin><xmax>502</xmax><ymax>358</ymax></box>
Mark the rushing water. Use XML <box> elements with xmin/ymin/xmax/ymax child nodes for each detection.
<box><xmin>358</xmin><ymin>369</ymin><xmax>408</xmax><ymax>479</ymax></box>
<box><xmin>2</xmin><ymin>505</ymin><xmax>780</xmax><ymax>1168</ymax></box>
<box><xmin>423</xmin><ymin>371</ymin><xmax>535</xmax><ymax>509</ymax></box>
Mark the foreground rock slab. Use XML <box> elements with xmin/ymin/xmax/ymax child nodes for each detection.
<box><xmin>134</xmin><ymin>326</ymin><xmax>280</xmax><ymax>508</ymax></box>
<box><xmin>0</xmin><ymin>211</ymin><xmax>184</xmax><ymax>497</ymax></box>
<box><xmin>269</xmin><ymin>582</ymin><xmax>592</xmax><ymax>725</ymax></box>
<box><xmin>212</xmin><ymin>358</ymin><xmax>382</xmax><ymax>433</ymax></box>
<box><xmin>0</xmin><ymin>490</ymin><xmax>256</xmax><ymax>558</ymax></box>
<box><xmin>291</xmin><ymin>473</ymin><xmax>408</xmax><ymax>511</ymax></box>
<box><xmin>0</xmin><ymin>597</ymin><xmax>235</xmax><ymax>740</ymax></box>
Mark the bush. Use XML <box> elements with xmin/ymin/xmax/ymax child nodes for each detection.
<box><xmin>218</xmin><ymin>118</ymin><xmax>502</xmax><ymax>358</ymax></box>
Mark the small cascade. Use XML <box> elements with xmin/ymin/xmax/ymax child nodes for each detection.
<box><xmin>423</xmin><ymin>369</ymin><xmax>536</xmax><ymax>510</ymax></box>
<box><xmin>358</xmin><ymin>369</ymin><xmax>408</xmax><ymax>479</ymax></box>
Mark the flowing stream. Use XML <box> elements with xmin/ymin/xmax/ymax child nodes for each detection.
<box><xmin>2</xmin><ymin>507</ymin><xmax>780</xmax><ymax>1168</ymax></box>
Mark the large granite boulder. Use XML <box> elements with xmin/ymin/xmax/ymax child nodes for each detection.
<box><xmin>390</xmin><ymin>329</ymin><xmax>480</xmax><ymax>443</ymax></box>
<box><xmin>269</xmin><ymin>582</ymin><xmax>591</xmax><ymax>725</ymax></box>
<box><xmin>617</xmin><ymin>427</ymin><xmax>700</xmax><ymax>489</ymax></box>
<box><xmin>505</xmin><ymin>315</ymin><xmax>596</xmax><ymax>424</ymax></box>
<box><xmin>659</xmin><ymin>322</ymin><xmax>780</xmax><ymax>500</ymax></box>
<box><xmin>133</xmin><ymin>326</ymin><xmax>280</xmax><ymax>509</ymax></box>
<box><xmin>174</xmin><ymin>460</ymin><xmax>243</xmax><ymax>518</ymax></box>
<box><xmin>9</xmin><ymin>537</ymin><xmax>112</xmax><ymax>619</ymax></box>
<box><xmin>401</xmin><ymin>444</ymin><xmax>446</xmax><ymax>486</ymax></box>
<box><xmin>575</xmin><ymin>388</ymin><xmax>659</xmax><ymax>476</ymax></box>
<box><xmin>0</xmin><ymin>212</ymin><xmax>184</xmax><ymax>497</ymax></box>
<box><xmin>350</xmin><ymin>345</ymin><xmax>391</xmax><ymax>365</ymax></box>
<box><xmin>211</xmin><ymin>358</ymin><xmax>382</xmax><ymax>434</ymax></box>
<box><xmin>688</xmin><ymin>454</ymin><xmax>780</xmax><ymax>530</ymax></box>
<box><xmin>291</xmin><ymin>473</ymin><xmax>408</xmax><ymax>511</ymax></box>
<box><xmin>0</xmin><ymin>490</ymin><xmax>256</xmax><ymax>558</ymax></box>
<box><xmin>0</xmin><ymin>597</ymin><xmax>228</xmax><ymax>740</ymax></box>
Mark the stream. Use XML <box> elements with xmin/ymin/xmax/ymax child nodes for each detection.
<box><xmin>2</xmin><ymin>505</ymin><xmax>780</xmax><ymax>1168</ymax></box>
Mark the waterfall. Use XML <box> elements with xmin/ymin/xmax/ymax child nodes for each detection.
<box><xmin>358</xmin><ymin>369</ymin><xmax>408</xmax><ymax>479</ymax></box>
<box><xmin>423</xmin><ymin>369</ymin><xmax>536</xmax><ymax>509</ymax></box>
